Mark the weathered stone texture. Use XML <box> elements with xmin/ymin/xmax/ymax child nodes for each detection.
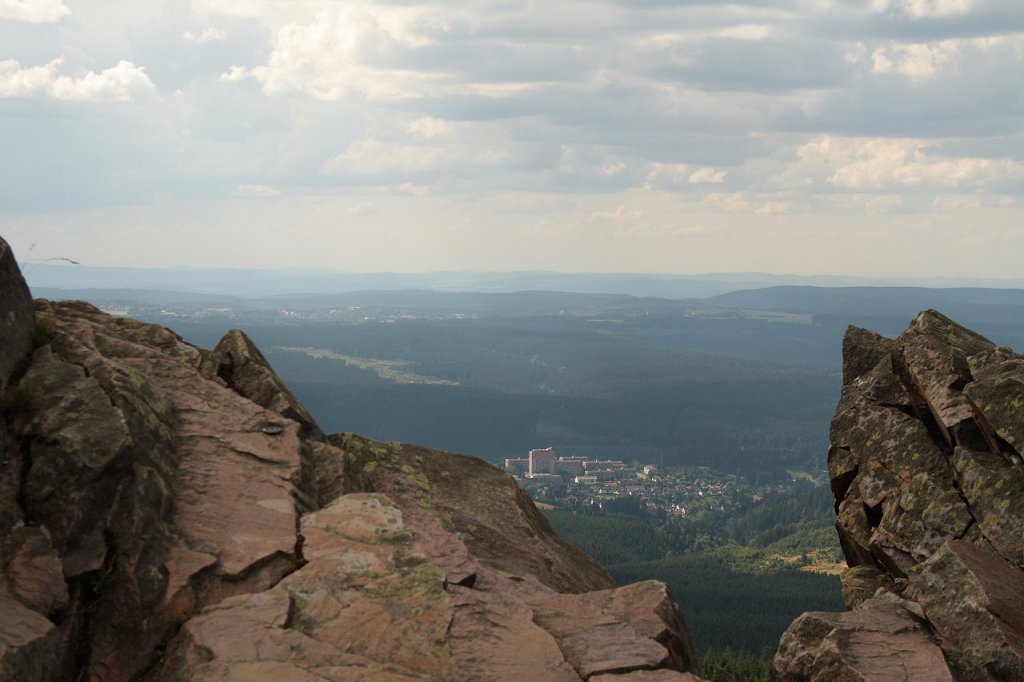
<box><xmin>0</xmin><ymin>235</ymin><xmax>34</xmax><ymax>389</ymax></box>
<box><xmin>775</xmin><ymin>593</ymin><xmax>954</xmax><ymax>681</ymax></box>
<box><xmin>777</xmin><ymin>310</ymin><xmax>1024</xmax><ymax>682</ymax></box>
<box><xmin>910</xmin><ymin>540</ymin><xmax>1024</xmax><ymax>681</ymax></box>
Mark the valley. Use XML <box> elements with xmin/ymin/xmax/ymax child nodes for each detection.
<box><xmin>25</xmin><ymin>277</ymin><xmax>1024</xmax><ymax>680</ymax></box>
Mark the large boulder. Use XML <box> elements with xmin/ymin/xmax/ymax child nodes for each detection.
<box><xmin>909</xmin><ymin>540</ymin><xmax>1024</xmax><ymax>681</ymax></box>
<box><xmin>0</xmin><ymin>237</ymin><xmax>36</xmax><ymax>570</ymax></box>
<box><xmin>0</xmin><ymin>236</ymin><xmax>34</xmax><ymax>389</ymax></box>
<box><xmin>775</xmin><ymin>592</ymin><xmax>953</xmax><ymax>681</ymax></box>
<box><xmin>777</xmin><ymin>310</ymin><xmax>1024</xmax><ymax>681</ymax></box>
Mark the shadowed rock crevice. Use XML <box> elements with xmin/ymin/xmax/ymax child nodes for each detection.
<box><xmin>777</xmin><ymin>310</ymin><xmax>1024</xmax><ymax>681</ymax></box>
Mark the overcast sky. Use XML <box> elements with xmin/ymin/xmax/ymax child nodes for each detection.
<box><xmin>1</xmin><ymin>0</ymin><xmax>1022</xmax><ymax>277</ymax></box>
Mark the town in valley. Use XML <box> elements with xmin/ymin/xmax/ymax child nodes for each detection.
<box><xmin>505</xmin><ymin>447</ymin><xmax>813</xmax><ymax>516</ymax></box>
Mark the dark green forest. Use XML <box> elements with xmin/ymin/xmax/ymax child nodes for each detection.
<box><xmin>543</xmin><ymin>483</ymin><xmax>839</xmax><ymax>563</ymax></box>
<box><xmin>609</xmin><ymin>552</ymin><xmax>841</xmax><ymax>653</ymax></box>
<box><xmin>544</xmin><ymin>483</ymin><xmax>843</xmax><ymax>664</ymax></box>
<box><xmin>170</xmin><ymin>314</ymin><xmax>839</xmax><ymax>477</ymax></box>
<box><xmin>124</xmin><ymin>287</ymin><xmax>1024</xmax><ymax>479</ymax></box>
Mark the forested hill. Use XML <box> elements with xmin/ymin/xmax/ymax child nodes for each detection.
<box><xmin>705</xmin><ymin>286</ymin><xmax>1024</xmax><ymax>348</ymax></box>
<box><xmin>26</xmin><ymin>282</ymin><xmax>1024</xmax><ymax>478</ymax></box>
<box><xmin>170</xmin><ymin>315</ymin><xmax>840</xmax><ymax>477</ymax></box>
<box><xmin>544</xmin><ymin>484</ymin><xmax>844</xmax><ymax>656</ymax></box>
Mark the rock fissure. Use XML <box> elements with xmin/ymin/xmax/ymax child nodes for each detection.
<box><xmin>893</xmin><ymin>364</ymin><xmax>999</xmax><ymax>559</ymax></box>
<box><xmin>227</xmin><ymin>446</ymin><xmax>292</xmax><ymax>467</ymax></box>
<box><xmin>12</xmin><ymin>430</ymin><xmax>33</xmax><ymax>522</ymax></box>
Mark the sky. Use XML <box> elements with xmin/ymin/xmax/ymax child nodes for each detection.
<box><xmin>1</xmin><ymin>0</ymin><xmax>1022</xmax><ymax>278</ymax></box>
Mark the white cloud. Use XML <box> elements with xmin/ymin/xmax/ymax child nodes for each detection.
<box><xmin>183</xmin><ymin>27</ymin><xmax>227</xmax><ymax>44</ymax></box>
<box><xmin>219</xmin><ymin>65</ymin><xmax>249</xmax><ymax>82</ymax></box>
<box><xmin>780</xmin><ymin>136</ymin><xmax>1024</xmax><ymax>199</ymax></box>
<box><xmin>233</xmin><ymin>6</ymin><xmax>446</xmax><ymax>101</ymax></box>
<box><xmin>0</xmin><ymin>58</ymin><xmax>58</xmax><ymax>97</ymax></box>
<box><xmin>0</xmin><ymin>58</ymin><xmax>155</xmax><ymax>101</ymax></box>
<box><xmin>3</xmin><ymin>0</ymin><xmax>1023</xmax><ymax>277</ymax></box>
<box><xmin>601</xmin><ymin>162</ymin><xmax>628</xmax><ymax>177</ymax></box>
<box><xmin>871</xmin><ymin>41</ymin><xmax>961</xmax><ymax>79</ymax></box>
<box><xmin>870</xmin><ymin>0</ymin><xmax>974</xmax><ymax>19</ymax></box>
<box><xmin>814</xmin><ymin>137</ymin><xmax>1024</xmax><ymax>190</ymax></box>
<box><xmin>688</xmin><ymin>167</ymin><xmax>727</xmax><ymax>184</ymax></box>
<box><xmin>322</xmin><ymin>135</ymin><xmax>512</xmax><ymax>176</ymax></box>
<box><xmin>716</xmin><ymin>24</ymin><xmax>774</xmax><ymax>41</ymax></box>
<box><xmin>0</xmin><ymin>0</ymin><xmax>69</xmax><ymax>23</ymax></box>
<box><xmin>932</xmin><ymin>194</ymin><xmax>981</xmax><ymax>210</ymax></box>
<box><xmin>406</xmin><ymin>117</ymin><xmax>449</xmax><ymax>139</ymax></box>
<box><xmin>755</xmin><ymin>201</ymin><xmax>788</xmax><ymax>214</ymax></box>
<box><xmin>235</xmin><ymin>184</ymin><xmax>281</xmax><ymax>197</ymax></box>
<box><xmin>644</xmin><ymin>163</ymin><xmax>691</xmax><ymax>191</ymax></box>
<box><xmin>863</xmin><ymin>195</ymin><xmax>905</xmax><ymax>214</ymax></box>
<box><xmin>703</xmin><ymin>192</ymin><xmax>753</xmax><ymax>212</ymax></box>
<box><xmin>348</xmin><ymin>201</ymin><xmax>376</xmax><ymax>215</ymax></box>
<box><xmin>324</xmin><ymin>139</ymin><xmax>447</xmax><ymax>175</ymax></box>
<box><xmin>51</xmin><ymin>61</ymin><xmax>156</xmax><ymax>102</ymax></box>
<box><xmin>398</xmin><ymin>182</ymin><xmax>431</xmax><ymax>195</ymax></box>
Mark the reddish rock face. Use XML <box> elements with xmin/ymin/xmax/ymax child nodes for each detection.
<box><xmin>777</xmin><ymin>310</ymin><xmax>1024</xmax><ymax>681</ymax></box>
<box><xmin>775</xmin><ymin>592</ymin><xmax>954</xmax><ymax>682</ymax></box>
<box><xmin>0</xmin><ymin>243</ymin><xmax>703</xmax><ymax>681</ymax></box>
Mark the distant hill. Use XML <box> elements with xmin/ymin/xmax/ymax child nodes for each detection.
<box><xmin>706</xmin><ymin>286</ymin><xmax>1024</xmax><ymax>315</ymax></box>
<box><xmin>705</xmin><ymin>286</ymin><xmax>1024</xmax><ymax>349</ymax></box>
<box><xmin>25</xmin><ymin>263</ymin><xmax>1024</xmax><ymax>300</ymax></box>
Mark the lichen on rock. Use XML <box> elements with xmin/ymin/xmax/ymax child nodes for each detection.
<box><xmin>776</xmin><ymin>309</ymin><xmax>1024</xmax><ymax>681</ymax></box>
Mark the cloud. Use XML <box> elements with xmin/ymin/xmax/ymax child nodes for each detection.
<box><xmin>348</xmin><ymin>201</ymin><xmax>377</xmax><ymax>215</ymax></box>
<box><xmin>870</xmin><ymin>0</ymin><xmax>975</xmax><ymax>19</ymax></box>
<box><xmin>932</xmin><ymin>194</ymin><xmax>981</xmax><ymax>209</ymax></box>
<box><xmin>227</xmin><ymin>6</ymin><xmax>448</xmax><ymax>101</ymax></box>
<box><xmin>651</xmin><ymin>37</ymin><xmax>858</xmax><ymax>92</ymax></box>
<box><xmin>235</xmin><ymin>184</ymin><xmax>281</xmax><ymax>197</ymax></box>
<box><xmin>0</xmin><ymin>58</ymin><xmax>57</xmax><ymax>97</ymax></box>
<box><xmin>0</xmin><ymin>58</ymin><xmax>155</xmax><ymax>101</ymax></box>
<box><xmin>183</xmin><ymin>27</ymin><xmax>227</xmax><ymax>44</ymax></box>
<box><xmin>813</xmin><ymin>137</ymin><xmax>1024</xmax><ymax>189</ymax></box>
<box><xmin>688</xmin><ymin>167</ymin><xmax>727</xmax><ymax>183</ymax></box>
<box><xmin>871</xmin><ymin>39</ymin><xmax>962</xmax><ymax>78</ymax></box>
<box><xmin>219</xmin><ymin>65</ymin><xmax>249</xmax><ymax>82</ymax></box>
<box><xmin>51</xmin><ymin>61</ymin><xmax>156</xmax><ymax>101</ymax></box>
<box><xmin>862</xmin><ymin>195</ymin><xmax>906</xmax><ymax>214</ymax></box>
<box><xmin>0</xmin><ymin>0</ymin><xmax>69</xmax><ymax>23</ymax></box>
<box><xmin>755</xmin><ymin>201</ymin><xmax>789</xmax><ymax>214</ymax></box>
<box><xmin>1</xmin><ymin>0</ymin><xmax>1022</xmax><ymax>277</ymax></box>
<box><xmin>321</xmin><ymin>133</ymin><xmax>513</xmax><ymax>177</ymax></box>
<box><xmin>406</xmin><ymin>117</ymin><xmax>449</xmax><ymax>139</ymax></box>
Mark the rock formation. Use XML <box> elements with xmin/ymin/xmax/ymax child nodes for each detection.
<box><xmin>0</xmin><ymin>236</ymin><xmax>702</xmax><ymax>681</ymax></box>
<box><xmin>776</xmin><ymin>310</ymin><xmax>1024</xmax><ymax>681</ymax></box>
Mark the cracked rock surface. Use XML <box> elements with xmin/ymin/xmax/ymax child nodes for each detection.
<box><xmin>776</xmin><ymin>310</ymin><xmax>1024</xmax><ymax>681</ymax></box>
<box><xmin>0</xmin><ymin>237</ymin><xmax>702</xmax><ymax>681</ymax></box>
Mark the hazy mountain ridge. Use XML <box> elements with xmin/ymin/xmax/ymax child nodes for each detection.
<box><xmin>27</xmin><ymin>278</ymin><xmax>1024</xmax><ymax>479</ymax></box>
<box><xmin>26</xmin><ymin>263</ymin><xmax>1024</xmax><ymax>299</ymax></box>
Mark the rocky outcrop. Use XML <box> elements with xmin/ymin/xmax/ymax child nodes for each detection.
<box><xmin>0</xmin><ymin>237</ymin><xmax>34</xmax><ymax>390</ymax></box>
<box><xmin>777</xmin><ymin>592</ymin><xmax>953</xmax><ymax>681</ymax></box>
<box><xmin>0</xmin><ymin>242</ymin><xmax>702</xmax><ymax>681</ymax></box>
<box><xmin>776</xmin><ymin>310</ymin><xmax>1024</xmax><ymax>681</ymax></box>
